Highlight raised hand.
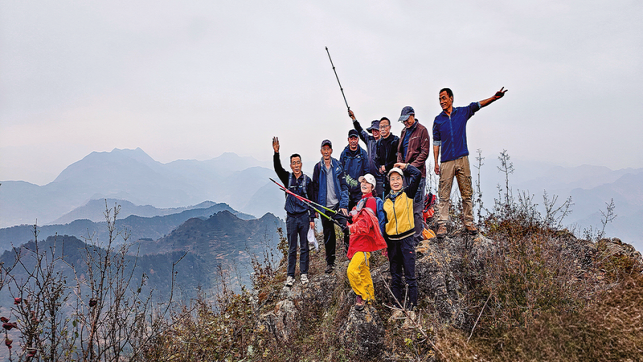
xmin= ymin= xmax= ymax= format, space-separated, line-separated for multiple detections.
xmin=272 ymin=137 xmax=280 ymax=153
xmin=494 ymin=87 xmax=508 ymax=99
xmin=348 ymin=109 xmax=356 ymax=121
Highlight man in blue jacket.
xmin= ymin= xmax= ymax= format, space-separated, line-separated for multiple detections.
xmin=273 ymin=137 xmax=316 ymax=287
xmin=340 ymin=129 xmax=369 ymax=251
xmin=348 ymin=110 xmax=384 ymax=197
xmin=432 ymin=87 xmax=508 ymax=238
xmin=313 ymin=139 xmax=349 ymax=274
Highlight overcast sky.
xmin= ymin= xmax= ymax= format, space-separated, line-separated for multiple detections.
xmin=1 ymin=0 xmax=642 ymax=185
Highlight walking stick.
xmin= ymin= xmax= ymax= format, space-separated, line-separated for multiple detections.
xmin=325 ymin=46 xmax=350 ymax=111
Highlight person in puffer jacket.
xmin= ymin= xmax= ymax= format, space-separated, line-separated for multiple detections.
xmin=346 ymin=174 xmax=387 ymax=311
xmin=382 ymin=163 xmax=421 ymax=310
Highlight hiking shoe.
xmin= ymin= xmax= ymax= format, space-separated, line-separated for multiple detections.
xmin=325 ymin=265 xmax=334 ymax=274
xmin=284 ymin=276 xmax=295 ymax=287
xmin=300 ymin=274 xmax=309 ymax=285
xmin=355 ymin=295 xmax=365 ymax=311
xmin=436 ymin=224 xmax=447 ymax=239
xmin=465 ymin=224 xmax=478 ymax=235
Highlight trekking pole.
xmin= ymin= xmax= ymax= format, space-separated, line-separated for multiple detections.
xmin=269 ymin=178 xmax=347 ymax=230
xmin=325 ymin=46 xmax=350 ymax=111
xmin=269 ymin=178 xmax=337 ymax=214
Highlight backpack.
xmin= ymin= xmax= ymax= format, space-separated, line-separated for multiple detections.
xmin=287 ymin=173 xmax=309 ymax=200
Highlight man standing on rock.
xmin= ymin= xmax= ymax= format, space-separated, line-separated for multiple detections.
xmin=432 ymin=87 xmax=508 ymax=239
xmin=340 ymin=130 xmax=369 ymax=251
xmin=313 ymin=139 xmax=349 ymax=274
xmin=273 ymin=137 xmax=315 ymax=287
xmin=348 ymin=110 xmax=384 ymax=197
xmin=397 ymin=106 xmax=431 ymax=246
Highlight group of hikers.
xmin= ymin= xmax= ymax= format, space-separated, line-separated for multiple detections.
xmin=273 ymin=87 xmax=507 ymax=313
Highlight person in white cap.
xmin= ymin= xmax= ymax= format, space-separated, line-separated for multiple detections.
xmin=382 ymin=163 xmax=422 ymax=312
xmin=346 ymin=174 xmax=387 ymax=310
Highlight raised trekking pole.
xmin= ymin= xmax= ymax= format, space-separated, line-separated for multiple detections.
xmin=325 ymin=46 xmax=350 ymax=111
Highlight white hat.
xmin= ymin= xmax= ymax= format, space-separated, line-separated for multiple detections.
xmin=387 ymin=167 xmax=404 ymax=178
xmin=358 ymin=174 xmax=376 ymax=188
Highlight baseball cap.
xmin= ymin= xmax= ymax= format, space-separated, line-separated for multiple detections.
xmin=388 ymin=167 xmax=404 ymax=178
xmin=398 ymin=106 xmax=415 ymax=122
xmin=321 ymin=139 xmax=332 ymax=148
xmin=348 ymin=129 xmax=359 ymax=138
xmin=358 ymin=174 xmax=376 ymax=188
xmin=366 ymin=120 xmax=380 ymax=133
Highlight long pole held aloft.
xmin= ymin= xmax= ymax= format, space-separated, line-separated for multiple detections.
xmin=325 ymin=46 xmax=350 ymax=111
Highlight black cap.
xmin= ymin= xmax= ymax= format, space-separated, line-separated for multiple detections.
xmin=398 ymin=106 xmax=415 ymax=122
xmin=348 ymin=129 xmax=359 ymax=138
xmin=366 ymin=120 xmax=380 ymax=132
xmin=321 ymin=139 xmax=332 ymax=148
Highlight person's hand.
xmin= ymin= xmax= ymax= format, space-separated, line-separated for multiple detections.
xmin=434 ymin=164 xmax=440 ymax=175
xmin=348 ymin=109 xmax=356 ymax=121
xmin=340 ymin=208 xmax=348 ymax=216
xmin=494 ymin=87 xmax=507 ymax=99
xmin=310 ymin=221 xmax=315 ymax=230
xmin=272 ymin=137 xmax=280 ymax=153
xmin=394 ymin=162 xmax=407 ymax=170
xmin=380 ymin=165 xmax=386 ymax=174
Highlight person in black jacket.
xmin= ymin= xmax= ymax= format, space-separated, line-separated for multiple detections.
xmin=375 ymin=117 xmax=400 ymax=197
xmin=272 ymin=137 xmax=315 ymax=287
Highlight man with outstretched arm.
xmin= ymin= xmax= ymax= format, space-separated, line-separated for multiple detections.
xmin=312 ymin=139 xmax=349 ymax=274
xmin=272 ymin=137 xmax=315 ymax=287
xmin=348 ymin=110 xmax=384 ymax=197
xmin=397 ymin=106 xmax=431 ymax=246
xmin=432 ymin=87 xmax=508 ymax=239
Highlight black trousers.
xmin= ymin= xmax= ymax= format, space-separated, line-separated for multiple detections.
xmin=321 ymin=205 xmax=339 ymax=267
xmin=387 ymin=234 xmax=417 ymax=309
xmin=286 ymin=212 xmax=309 ymax=277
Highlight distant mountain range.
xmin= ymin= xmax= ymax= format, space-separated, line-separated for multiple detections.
xmin=0 ymin=148 xmax=285 ymax=228
xmin=0 ymin=211 xmax=285 ymax=305
xmin=0 ymin=201 xmax=254 ymax=252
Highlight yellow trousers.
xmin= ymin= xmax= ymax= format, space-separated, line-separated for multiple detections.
xmin=347 ymin=252 xmax=374 ymax=301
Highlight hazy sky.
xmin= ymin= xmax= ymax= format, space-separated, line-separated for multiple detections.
xmin=1 ymin=0 xmax=642 ymax=185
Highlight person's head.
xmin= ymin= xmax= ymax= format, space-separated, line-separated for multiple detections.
xmin=388 ymin=167 xmax=404 ymax=192
xmin=379 ymin=117 xmax=391 ymax=138
xmin=348 ymin=129 xmax=359 ymax=150
xmin=320 ymin=140 xmax=333 ymax=161
xmin=398 ymin=106 xmax=416 ymax=129
xmin=439 ymin=88 xmax=454 ymax=112
xmin=367 ymin=120 xmax=381 ymax=140
xmin=290 ymin=154 xmax=302 ymax=176
xmin=358 ymin=174 xmax=376 ymax=195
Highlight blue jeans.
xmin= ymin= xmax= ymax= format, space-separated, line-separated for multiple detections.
xmin=286 ymin=212 xmax=310 ymax=277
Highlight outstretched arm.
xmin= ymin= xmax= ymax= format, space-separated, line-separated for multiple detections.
xmin=480 ymin=87 xmax=508 ymax=108
xmin=349 ymin=109 xmax=368 ymax=144
xmin=272 ymin=137 xmax=289 ymax=185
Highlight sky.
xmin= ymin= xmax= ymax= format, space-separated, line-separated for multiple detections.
xmin=1 ymin=0 xmax=642 ymax=185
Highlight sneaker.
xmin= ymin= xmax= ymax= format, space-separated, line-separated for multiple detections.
xmin=465 ymin=224 xmax=478 ymax=235
xmin=355 ymin=295 xmax=365 ymax=311
xmin=436 ymin=224 xmax=447 ymax=239
xmin=325 ymin=265 xmax=334 ymax=274
xmin=284 ymin=276 xmax=295 ymax=287
xmin=300 ymin=274 xmax=309 ymax=285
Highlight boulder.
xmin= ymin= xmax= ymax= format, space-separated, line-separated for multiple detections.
xmin=338 ymin=305 xmax=385 ymax=360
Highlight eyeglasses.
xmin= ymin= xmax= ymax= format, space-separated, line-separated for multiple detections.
xmin=380 ymin=124 xmax=390 ymax=129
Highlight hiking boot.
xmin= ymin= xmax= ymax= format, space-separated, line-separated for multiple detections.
xmin=465 ymin=224 xmax=478 ymax=235
xmin=436 ymin=224 xmax=447 ymax=239
xmin=284 ymin=276 xmax=295 ymax=287
xmin=300 ymin=274 xmax=309 ymax=285
xmin=355 ymin=295 xmax=365 ymax=311
xmin=325 ymin=265 xmax=334 ymax=274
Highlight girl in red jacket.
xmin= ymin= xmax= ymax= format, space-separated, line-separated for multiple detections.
xmin=346 ymin=174 xmax=387 ymax=310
